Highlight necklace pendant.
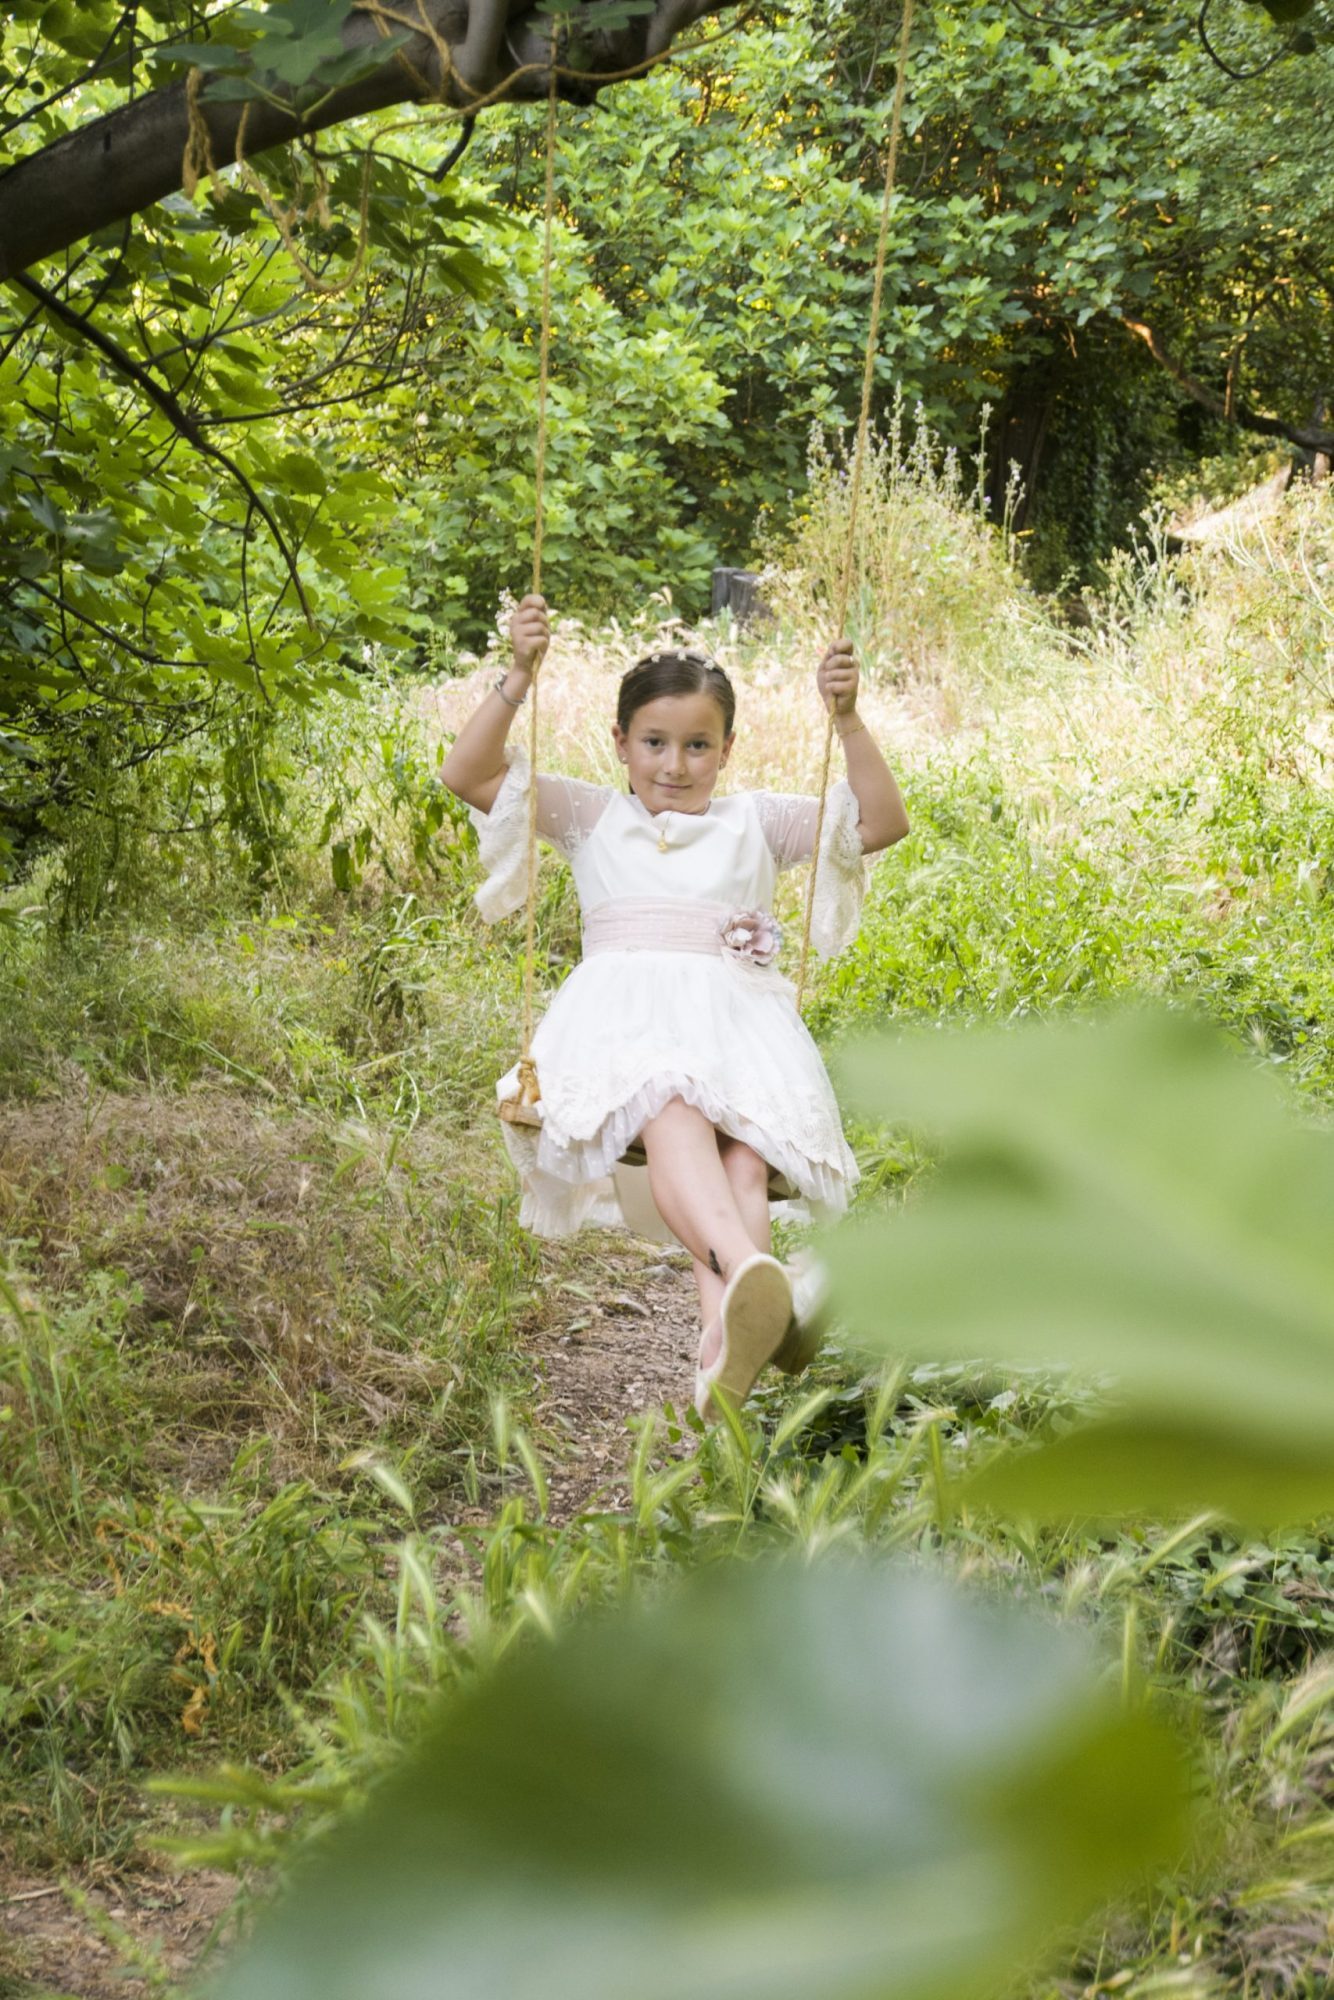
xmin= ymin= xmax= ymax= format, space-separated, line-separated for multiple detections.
xmin=657 ymin=834 xmax=669 ymax=853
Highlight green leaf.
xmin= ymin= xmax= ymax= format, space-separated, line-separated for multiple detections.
xmin=152 ymin=41 xmax=249 ymax=72
xmin=277 ymin=451 xmax=328 ymax=497
xmin=968 ymin=1415 xmax=1334 ymax=1527
xmin=216 ymin=1560 xmax=1191 ymax=2000
xmin=832 ymin=1011 xmax=1334 ymax=1524
xmin=537 ymin=0 xmax=656 ymax=23
xmin=330 ymin=841 xmax=354 ymax=893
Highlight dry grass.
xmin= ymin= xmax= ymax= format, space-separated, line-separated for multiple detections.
xmin=420 ymin=480 xmax=1334 ymax=916
xmin=0 ymin=1089 xmax=535 ymax=1484
xmin=418 ymin=478 xmax=1334 ymax=928
xmin=422 ymin=603 xmax=947 ymax=797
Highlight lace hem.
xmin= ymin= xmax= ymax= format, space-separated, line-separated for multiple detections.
xmin=809 ymin=780 xmax=866 ymax=961
xmin=498 ymin=1067 xmax=855 ymax=1218
xmin=517 ymin=1169 xmax=626 ymax=1240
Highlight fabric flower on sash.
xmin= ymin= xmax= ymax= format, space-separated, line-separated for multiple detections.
xmin=718 ymin=908 xmax=782 ymax=967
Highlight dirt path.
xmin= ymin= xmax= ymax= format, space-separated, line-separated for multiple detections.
xmin=1 ymin=1247 xmax=702 ymax=2000
xmin=525 ymin=1244 xmax=700 ymax=1520
xmin=0 ymin=1866 xmax=236 ymax=1999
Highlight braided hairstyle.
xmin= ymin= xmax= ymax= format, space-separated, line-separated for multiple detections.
xmin=616 ymin=649 xmax=736 ymax=736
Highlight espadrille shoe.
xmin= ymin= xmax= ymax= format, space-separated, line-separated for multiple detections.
xmin=772 ymin=1252 xmax=830 ymax=1377
xmin=695 ymin=1253 xmax=792 ymax=1420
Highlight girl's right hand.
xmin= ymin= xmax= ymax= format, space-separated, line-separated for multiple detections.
xmin=509 ymin=594 xmax=550 ymax=677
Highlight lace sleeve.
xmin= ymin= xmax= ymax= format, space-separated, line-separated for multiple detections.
xmin=753 ymin=790 xmax=821 ymax=871
xmin=754 ymin=785 xmax=868 ymax=961
xmin=468 ymin=748 xmax=611 ymax=923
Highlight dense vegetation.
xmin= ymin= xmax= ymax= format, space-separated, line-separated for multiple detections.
xmin=4 ymin=432 xmax=1334 ymax=1994
xmin=3 ymin=1 xmax=1334 ymax=1995
xmin=4 ymin=0 xmax=1334 ymax=896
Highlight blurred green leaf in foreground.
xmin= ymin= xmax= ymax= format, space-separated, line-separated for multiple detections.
xmin=216 ymin=1561 xmax=1190 ymax=2000
xmin=834 ymin=1009 xmax=1334 ymax=1526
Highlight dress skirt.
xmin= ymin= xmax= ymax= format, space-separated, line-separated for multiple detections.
xmin=497 ymin=946 xmax=858 ymax=1241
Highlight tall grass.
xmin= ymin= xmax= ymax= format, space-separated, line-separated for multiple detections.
xmin=166 ymin=1374 xmax=1334 ymax=1999
xmin=763 ymin=401 xmax=1036 ymax=691
xmin=2 ymin=422 xmax=1333 ymax=1999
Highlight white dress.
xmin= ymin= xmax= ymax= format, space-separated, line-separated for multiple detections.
xmin=472 ymin=751 xmax=867 ymax=1240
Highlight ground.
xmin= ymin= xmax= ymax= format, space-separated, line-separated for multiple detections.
xmin=0 ymin=1241 xmax=702 ymax=1998
xmin=528 ymin=1245 xmax=699 ymax=1521
xmin=0 ymin=1866 xmax=236 ymax=2000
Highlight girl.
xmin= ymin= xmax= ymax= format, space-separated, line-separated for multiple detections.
xmin=442 ymin=597 xmax=909 ymax=1419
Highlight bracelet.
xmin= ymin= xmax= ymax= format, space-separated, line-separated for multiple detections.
xmin=493 ymin=673 xmax=527 ymax=709
xmin=835 ymin=719 xmax=867 ymax=740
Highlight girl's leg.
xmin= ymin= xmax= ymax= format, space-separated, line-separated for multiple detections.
xmin=691 ymin=1255 xmax=725 ymax=1366
xmin=718 ymin=1135 xmax=772 ymax=1256
xmin=639 ymin=1104 xmax=774 ymax=1369
xmin=639 ymin=1098 xmax=756 ymax=1281
xmin=695 ymin=1140 xmax=774 ymax=1367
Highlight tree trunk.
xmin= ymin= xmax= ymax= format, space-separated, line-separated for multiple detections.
xmin=0 ymin=0 xmax=737 ymax=279
xmin=992 ymin=363 xmax=1054 ymax=531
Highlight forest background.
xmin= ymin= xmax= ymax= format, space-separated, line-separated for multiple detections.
xmin=3 ymin=2 xmax=1334 ymax=1997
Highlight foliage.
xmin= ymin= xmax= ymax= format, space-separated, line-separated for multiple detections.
xmin=472 ymin=0 xmax=1334 ymax=578
xmin=213 ymin=1559 xmax=1192 ymax=2000
xmin=0 ymin=174 xmax=488 ymax=867
xmin=834 ymin=1008 xmax=1334 ymax=1525
xmin=387 ymin=213 xmax=729 ymax=645
xmin=152 ymin=0 xmax=414 ymax=112
xmin=6 ymin=0 xmax=1334 ymax=889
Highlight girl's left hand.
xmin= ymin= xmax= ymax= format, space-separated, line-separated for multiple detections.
xmin=817 ymin=638 xmax=859 ymax=715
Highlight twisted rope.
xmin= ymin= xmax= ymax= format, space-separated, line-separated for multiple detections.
xmin=513 ymin=65 xmax=559 ymax=1111
xmin=795 ymin=0 xmax=915 ymax=1010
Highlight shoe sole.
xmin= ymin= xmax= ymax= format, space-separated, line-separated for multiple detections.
xmin=711 ymin=1256 xmax=793 ymax=1411
xmin=773 ymin=1314 xmax=821 ymax=1377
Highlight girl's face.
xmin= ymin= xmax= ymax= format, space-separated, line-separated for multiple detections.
xmin=612 ymin=692 xmax=734 ymax=815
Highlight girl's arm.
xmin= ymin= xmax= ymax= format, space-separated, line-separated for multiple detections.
xmin=440 ymin=595 xmax=550 ymax=813
xmin=816 ymin=639 xmax=909 ymax=855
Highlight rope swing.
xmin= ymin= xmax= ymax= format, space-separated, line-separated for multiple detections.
xmin=501 ymin=0 xmax=918 ymax=1129
xmin=498 ymin=61 xmax=559 ymax=1132
xmin=795 ymin=0 xmax=916 ymax=1011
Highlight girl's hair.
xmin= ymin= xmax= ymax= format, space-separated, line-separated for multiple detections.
xmin=617 ymin=649 xmax=736 ymax=736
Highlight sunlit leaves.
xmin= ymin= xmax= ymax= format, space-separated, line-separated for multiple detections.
xmin=154 ymin=1 xmax=412 ymax=113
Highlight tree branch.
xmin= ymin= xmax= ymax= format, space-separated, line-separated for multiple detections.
xmin=0 ymin=0 xmax=745 ymax=276
xmin=1123 ymin=317 xmax=1334 ymax=456
xmin=431 ymin=114 xmax=476 ymax=179
xmin=10 ymin=268 xmax=315 ymax=637
xmin=13 ymin=575 xmax=209 ymax=682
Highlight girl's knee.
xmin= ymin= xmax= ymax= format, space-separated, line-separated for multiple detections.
xmin=720 ymin=1137 xmax=769 ymax=1194
xmin=640 ymin=1095 xmax=709 ymax=1155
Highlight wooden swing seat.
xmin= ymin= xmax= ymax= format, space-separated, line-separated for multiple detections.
xmin=498 ymin=1093 xmax=648 ymax=1168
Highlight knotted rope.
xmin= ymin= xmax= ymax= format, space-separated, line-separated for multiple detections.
xmin=795 ymin=0 xmax=915 ymax=1010
xmin=510 ymin=64 xmax=559 ymax=1115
